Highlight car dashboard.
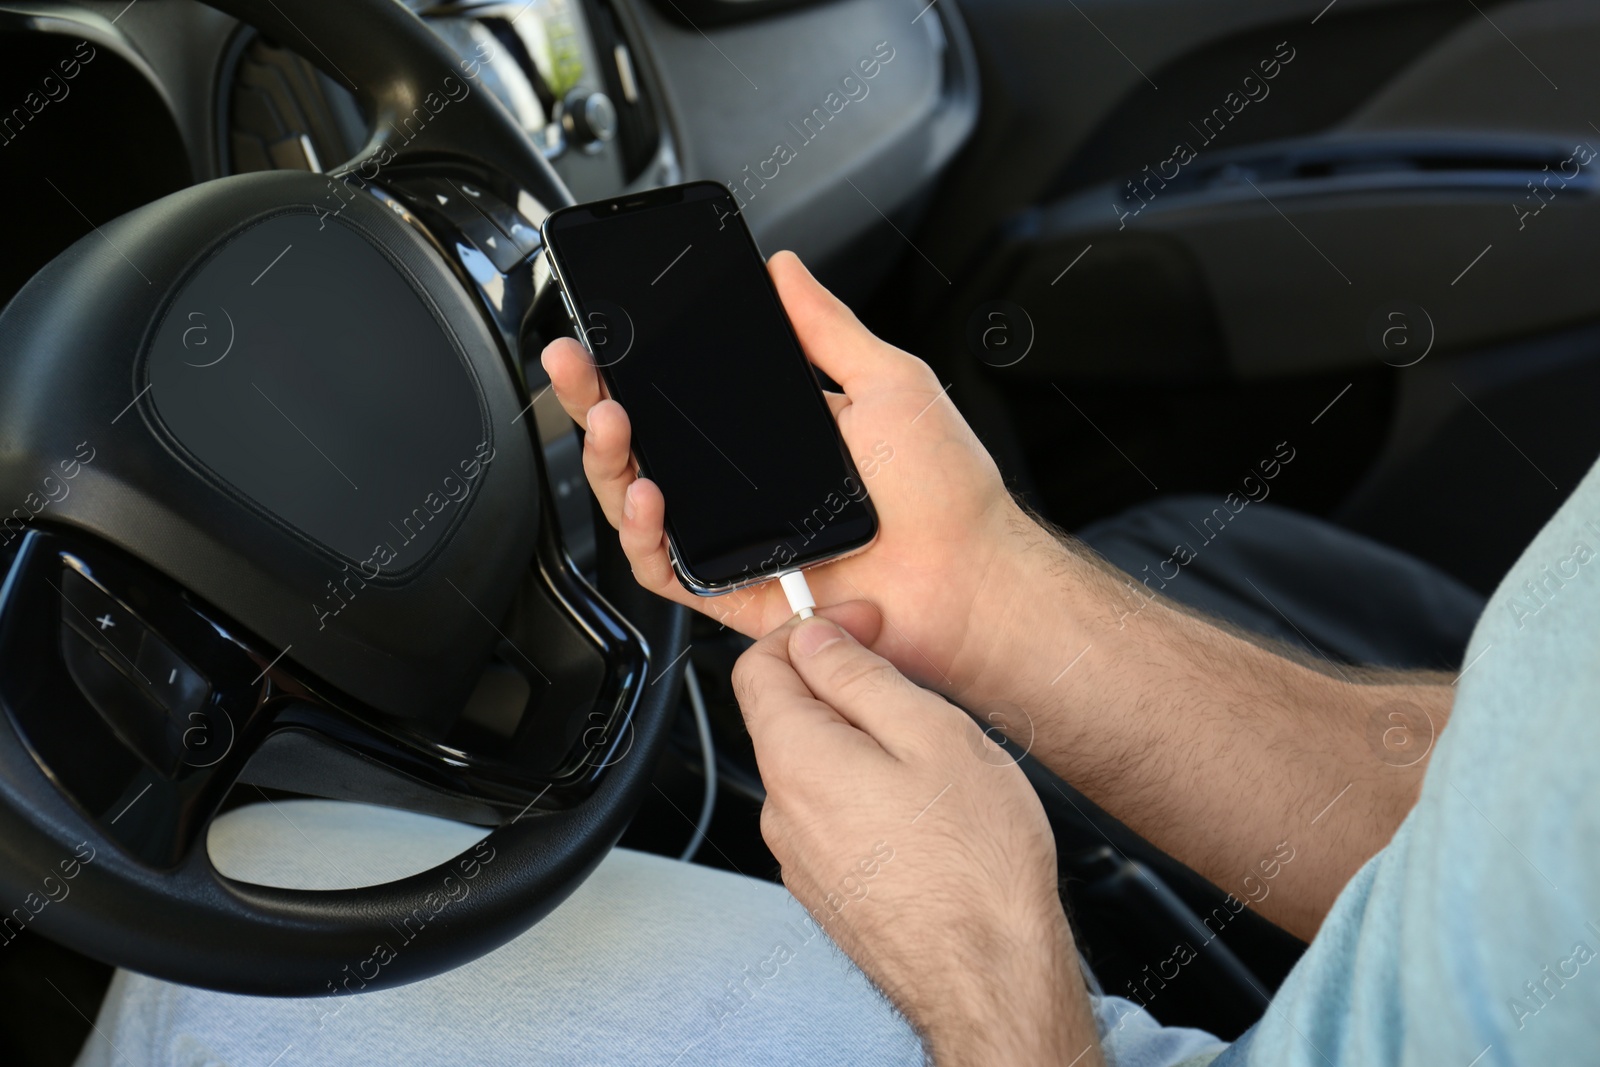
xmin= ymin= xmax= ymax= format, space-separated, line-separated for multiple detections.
xmin=222 ymin=0 xmax=677 ymax=200
xmin=0 ymin=0 xmax=977 ymax=307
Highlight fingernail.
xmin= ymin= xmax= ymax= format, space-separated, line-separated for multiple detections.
xmin=623 ymin=482 xmax=637 ymax=520
xmin=792 ymin=618 xmax=844 ymax=658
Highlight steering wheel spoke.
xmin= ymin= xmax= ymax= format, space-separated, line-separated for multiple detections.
xmin=236 ymin=519 xmax=656 ymax=829
xmin=0 ymin=500 xmax=656 ymax=838
xmin=0 ymin=527 xmax=289 ymax=867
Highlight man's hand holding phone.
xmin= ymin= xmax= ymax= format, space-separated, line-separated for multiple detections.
xmin=541 ymin=250 xmax=1042 ymax=702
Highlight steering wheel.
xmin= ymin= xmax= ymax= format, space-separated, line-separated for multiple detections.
xmin=0 ymin=0 xmax=689 ymax=995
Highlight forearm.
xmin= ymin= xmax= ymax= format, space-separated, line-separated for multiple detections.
xmin=958 ymin=508 xmax=1451 ymax=939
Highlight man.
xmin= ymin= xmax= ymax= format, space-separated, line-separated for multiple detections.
xmin=82 ymin=253 xmax=1598 ymax=1065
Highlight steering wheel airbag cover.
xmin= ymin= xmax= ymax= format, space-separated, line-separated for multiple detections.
xmin=0 ymin=170 xmax=536 ymax=720
xmin=147 ymin=211 xmax=487 ymax=570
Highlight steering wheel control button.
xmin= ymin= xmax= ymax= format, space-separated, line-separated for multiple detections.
xmin=134 ymin=631 xmax=212 ymax=722
xmin=53 ymin=558 xmax=212 ymax=773
xmin=400 ymin=178 xmax=535 ymax=272
xmin=494 ymin=202 xmax=543 ymax=257
xmin=59 ymin=625 xmax=181 ymax=777
xmin=59 ymin=567 xmax=144 ymax=665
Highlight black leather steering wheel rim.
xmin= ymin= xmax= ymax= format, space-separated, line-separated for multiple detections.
xmin=0 ymin=0 xmax=690 ymax=995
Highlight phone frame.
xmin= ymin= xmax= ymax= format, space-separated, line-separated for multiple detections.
xmin=539 ymin=180 xmax=879 ymax=596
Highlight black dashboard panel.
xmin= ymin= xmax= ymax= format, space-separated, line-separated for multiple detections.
xmin=623 ymin=0 xmax=977 ymax=270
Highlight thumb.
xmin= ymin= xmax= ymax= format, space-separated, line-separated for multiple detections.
xmin=786 ymin=617 xmax=927 ymax=745
xmin=769 ymin=251 xmax=906 ymax=394
xmin=732 ymin=619 xmax=845 ymax=750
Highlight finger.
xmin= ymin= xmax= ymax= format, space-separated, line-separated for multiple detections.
xmin=617 ymin=479 xmax=677 ymax=592
xmin=768 ymin=251 xmax=911 ymax=394
xmin=615 ymin=479 xmax=778 ymax=631
xmin=541 ymin=337 xmax=603 ymax=430
xmin=733 ymin=623 xmax=880 ymax=757
xmin=581 ymin=400 xmax=636 ymax=528
xmin=786 ymin=617 xmax=949 ymax=749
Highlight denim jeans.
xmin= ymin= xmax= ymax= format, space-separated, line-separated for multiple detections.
xmin=76 ymin=799 xmax=1225 ymax=1067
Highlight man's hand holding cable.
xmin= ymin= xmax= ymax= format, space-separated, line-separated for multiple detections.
xmin=732 ymin=614 xmax=1101 ymax=1067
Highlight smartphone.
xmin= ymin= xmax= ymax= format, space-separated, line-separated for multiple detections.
xmin=540 ymin=181 xmax=879 ymax=594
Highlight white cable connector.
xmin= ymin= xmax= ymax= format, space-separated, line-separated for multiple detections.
xmin=778 ymin=570 xmax=816 ymax=620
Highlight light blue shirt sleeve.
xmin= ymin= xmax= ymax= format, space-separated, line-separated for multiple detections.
xmin=1217 ymin=458 xmax=1600 ymax=1066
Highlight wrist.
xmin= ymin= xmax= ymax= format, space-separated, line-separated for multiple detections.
xmin=916 ymin=907 xmax=1094 ymax=1067
xmin=955 ymin=505 xmax=1112 ymax=714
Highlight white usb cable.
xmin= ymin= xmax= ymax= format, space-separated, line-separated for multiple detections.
xmin=681 ymin=571 xmax=810 ymax=864
xmin=778 ymin=570 xmax=816 ymax=619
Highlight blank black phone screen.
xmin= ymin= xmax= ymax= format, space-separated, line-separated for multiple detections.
xmin=543 ymin=182 xmax=877 ymax=590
